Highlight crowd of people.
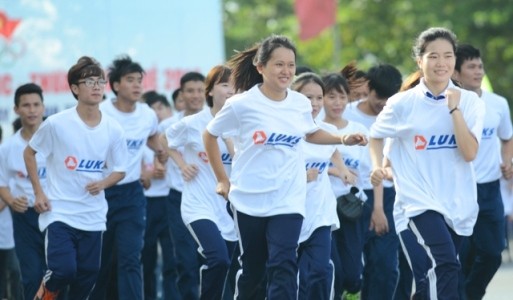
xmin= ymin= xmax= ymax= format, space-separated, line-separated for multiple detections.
xmin=0 ymin=26 xmax=512 ymax=300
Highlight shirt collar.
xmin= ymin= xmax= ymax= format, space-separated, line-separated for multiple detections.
xmin=418 ymin=78 xmax=455 ymax=102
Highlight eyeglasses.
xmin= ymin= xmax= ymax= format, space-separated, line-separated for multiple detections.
xmin=77 ymin=78 xmax=107 ymax=88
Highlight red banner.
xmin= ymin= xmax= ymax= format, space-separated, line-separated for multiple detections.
xmin=295 ymin=0 xmax=336 ymax=40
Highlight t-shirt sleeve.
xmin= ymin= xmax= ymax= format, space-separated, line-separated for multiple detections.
xmin=0 ymin=145 xmax=9 ymax=187
xmin=301 ymin=102 xmax=319 ymax=135
xmin=370 ymin=99 xmax=399 ymax=138
xmin=109 ymin=125 xmax=128 ymax=173
xmin=206 ymin=100 xmax=239 ymax=137
xmin=464 ymin=93 xmax=485 ymax=143
xmin=166 ymin=119 xmax=188 ymax=149
xmin=28 ymin=119 xmax=54 ymax=157
xmin=497 ymin=96 xmax=513 ymax=140
xmin=148 ymin=108 xmax=159 ymax=137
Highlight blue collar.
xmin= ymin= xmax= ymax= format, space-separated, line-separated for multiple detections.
xmin=425 ymin=91 xmax=445 ymax=101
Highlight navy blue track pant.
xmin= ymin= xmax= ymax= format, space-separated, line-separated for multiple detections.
xmin=188 ymin=219 xmax=236 ymax=300
xmin=331 ymin=205 xmax=366 ymax=296
xmin=12 ymin=207 xmax=45 ymax=299
xmin=406 ymin=210 xmax=463 ymax=300
xmin=362 ymin=187 xmax=400 ymax=300
xmin=460 ymin=180 xmax=505 ymax=300
xmin=91 ymin=180 xmax=146 ymax=300
xmin=298 ymin=226 xmax=333 ymax=300
xmin=44 ymin=221 xmax=102 ymax=300
xmin=234 ymin=210 xmax=303 ymax=300
xmin=142 ymin=195 xmax=180 ymax=300
xmin=167 ymin=188 xmax=200 ymax=300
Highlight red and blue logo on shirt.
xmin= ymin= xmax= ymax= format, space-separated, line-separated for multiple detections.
xmin=64 ymin=156 xmax=104 ymax=173
xmin=252 ymin=130 xmax=302 ymax=147
xmin=414 ymin=134 xmax=457 ymax=150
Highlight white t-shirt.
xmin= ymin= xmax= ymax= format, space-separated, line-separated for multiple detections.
xmin=0 ymin=130 xmax=47 ymax=207
xmin=167 ymin=108 xmax=237 ymax=241
xmin=142 ymin=145 xmax=172 ymax=197
xmin=29 ymin=106 xmax=128 ymax=231
xmin=100 ymin=99 xmax=158 ymax=184
xmin=344 ymin=100 xmax=394 ymax=189
xmin=159 ymin=113 xmax=185 ymax=192
xmin=206 ymin=85 xmax=319 ymax=217
xmin=0 ymin=206 xmax=13 ymax=249
xmin=473 ymin=91 xmax=513 ymax=183
xmin=343 ymin=100 xmax=377 ymax=129
xmin=328 ymin=120 xmax=371 ymax=197
xmin=370 ymin=79 xmax=485 ymax=236
xmin=299 ymin=121 xmax=340 ymax=243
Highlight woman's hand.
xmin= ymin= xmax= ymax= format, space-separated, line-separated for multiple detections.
xmin=342 ymin=133 xmax=368 ymax=146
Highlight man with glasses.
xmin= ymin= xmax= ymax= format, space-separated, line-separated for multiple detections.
xmin=90 ymin=55 xmax=167 ymax=300
xmin=25 ymin=56 xmax=128 ymax=300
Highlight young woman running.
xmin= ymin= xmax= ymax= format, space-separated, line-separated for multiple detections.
xmin=291 ymin=72 xmax=355 ymax=300
xmin=166 ymin=65 xmax=237 ymax=300
xmin=321 ymin=72 xmax=370 ymax=298
xmin=369 ymin=27 xmax=485 ymax=299
xmin=203 ymin=35 xmax=367 ymax=300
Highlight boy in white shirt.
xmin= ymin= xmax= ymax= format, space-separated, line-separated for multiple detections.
xmin=90 ymin=56 xmax=167 ymax=300
xmin=453 ymin=44 xmax=513 ymax=300
xmin=343 ymin=64 xmax=403 ymax=299
xmin=0 ymin=83 xmax=46 ymax=300
xmin=25 ymin=56 xmax=127 ymax=300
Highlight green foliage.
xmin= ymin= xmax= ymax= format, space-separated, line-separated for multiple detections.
xmin=223 ymin=0 xmax=513 ymax=100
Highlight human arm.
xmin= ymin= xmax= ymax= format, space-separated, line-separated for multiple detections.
xmin=0 ymin=187 xmax=29 ymax=213
xmin=328 ymin=149 xmax=356 ymax=185
xmin=85 ymin=171 xmax=125 ymax=196
xmin=446 ymin=88 xmax=479 ymax=162
xmin=147 ymin=133 xmax=168 ymax=164
xmin=500 ymin=138 xmax=513 ymax=179
xmin=140 ymin=160 xmax=152 ymax=190
xmin=203 ymin=130 xmax=230 ymax=200
xmin=305 ymin=129 xmax=367 ymax=146
xmin=0 ymin=150 xmax=29 ymax=212
xmin=370 ymin=157 xmax=393 ymax=186
xmin=161 ymin=129 xmax=198 ymax=181
xmin=222 ymin=137 xmax=235 ymax=158
xmin=23 ymin=146 xmax=50 ymax=213
xmin=368 ymin=137 xmax=388 ymax=235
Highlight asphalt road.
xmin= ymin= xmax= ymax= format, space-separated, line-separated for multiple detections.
xmin=483 ymin=252 xmax=513 ymax=300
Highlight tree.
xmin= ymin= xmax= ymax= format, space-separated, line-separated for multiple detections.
xmin=223 ymin=0 xmax=513 ymax=100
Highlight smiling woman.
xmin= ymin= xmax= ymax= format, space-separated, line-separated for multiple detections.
xmin=368 ymin=27 xmax=486 ymax=300
xmin=202 ymin=35 xmax=367 ymax=299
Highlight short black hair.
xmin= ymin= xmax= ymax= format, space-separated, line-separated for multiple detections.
xmin=367 ymin=64 xmax=402 ymax=99
xmin=322 ymin=73 xmax=350 ymax=95
xmin=180 ymin=72 xmax=205 ymax=88
xmin=295 ymin=66 xmax=313 ymax=76
xmin=455 ymin=44 xmax=481 ymax=72
xmin=67 ymin=56 xmax=105 ymax=100
xmin=171 ymin=88 xmax=181 ymax=104
xmin=108 ymin=55 xmax=145 ymax=95
xmin=12 ymin=117 xmax=22 ymax=132
xmin=142 ymin=91 xmax=170 ymax=108
xmin=14 ymin=83 xmax=44 ymax=107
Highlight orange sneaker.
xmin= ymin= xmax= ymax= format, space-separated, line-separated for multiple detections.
xmin=34 ymin=281 xmax=59 ymax=300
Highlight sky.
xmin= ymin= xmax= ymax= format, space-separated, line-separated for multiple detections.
xmin=0 ymin=0 xmax=224 ymax=136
